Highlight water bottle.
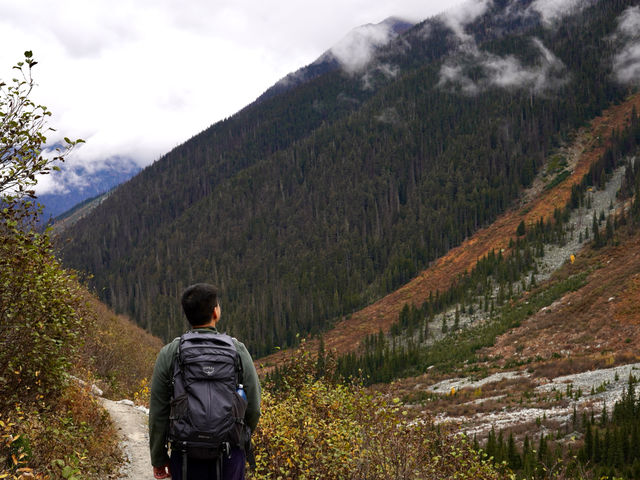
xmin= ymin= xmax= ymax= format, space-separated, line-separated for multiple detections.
xmin=236 ymin=384 xmax=247 ymax=403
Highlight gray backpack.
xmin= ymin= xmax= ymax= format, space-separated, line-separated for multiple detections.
xmin=168 ymin=331 xmax=248 ymax=476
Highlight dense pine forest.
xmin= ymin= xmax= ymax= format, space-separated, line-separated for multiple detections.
xmin=58 ymin=0 xmax=638 ymax=357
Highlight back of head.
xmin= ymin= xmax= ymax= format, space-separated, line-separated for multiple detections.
xmin=181 ymin=283 xmax=218 ymax=327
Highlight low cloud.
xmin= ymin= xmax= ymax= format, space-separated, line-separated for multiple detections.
xmin=434 ymin=0 xmax=566 ymax=95
xmin=438 ymin=63 xmax=479 ymax=95
xmin=612 ymin=6 xmax=640 ymax=86
xmin=438 ymin=37 xmax=568 ymax=95
xmin=2 ymin=0 xmax=467 ymax=198
xmin=36 ymin=154 xmax=139 ymax=195
xmin=361 ymin=62 xmax=400 ymax=90
xmin=439 ymin=0 xmax=492 ymax=43
xmin=528 ymin=0 xmax=595 ymax=27
xmin=329 ymin=21 xmax=396 ymax=74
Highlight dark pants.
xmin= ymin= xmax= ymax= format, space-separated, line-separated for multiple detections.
xmin=169 ymin=448 xmax=246 ymax=480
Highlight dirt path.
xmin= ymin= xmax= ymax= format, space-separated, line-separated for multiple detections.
xmin=101 ymin=398 xmax=153 ymax=479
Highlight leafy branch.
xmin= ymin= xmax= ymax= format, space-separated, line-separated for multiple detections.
xmin=0 ymin=51 xmax=83 ymax=203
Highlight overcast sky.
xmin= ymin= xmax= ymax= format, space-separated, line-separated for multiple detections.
xmin=0 ymin=0 xmax=470 ymax=194
xmin=3 ymin=0 xmax=635 ymax=196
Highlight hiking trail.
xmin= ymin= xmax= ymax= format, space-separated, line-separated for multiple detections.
xmin=101 ymin=397 xmax=152 ymax=479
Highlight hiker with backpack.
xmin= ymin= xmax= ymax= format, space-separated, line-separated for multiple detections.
xmin=149 ymin=283 xmax=261 ymax=479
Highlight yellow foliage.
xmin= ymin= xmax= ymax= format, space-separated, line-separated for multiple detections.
xmin=0 ymin=384 xmax=121 ymax=480
xmin=250 ymin=346 xmax=507 ymax=480
xmin=133 ymin=378 xmax=151 ymax=407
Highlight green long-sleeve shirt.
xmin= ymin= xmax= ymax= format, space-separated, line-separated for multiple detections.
xmin=148 ymin=327 xmax=261 ymax=467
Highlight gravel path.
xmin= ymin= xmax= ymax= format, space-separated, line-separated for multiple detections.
xmin=101 ymin=398 xmax=153 ymax=480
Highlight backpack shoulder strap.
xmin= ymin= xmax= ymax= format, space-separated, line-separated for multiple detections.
xmin=220 ymin=333 xmax=244 ymax=386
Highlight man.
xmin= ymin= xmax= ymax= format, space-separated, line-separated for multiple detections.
xmin=149 ymin=283 xmax=261 ymax=479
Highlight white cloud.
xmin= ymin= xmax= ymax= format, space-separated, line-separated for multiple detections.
xmin=0 ymin=0 xmax=467 ymax=195
xmin=439 ymin=0 xmax=492 ymax=43
xmin=616 ymin=5 xmax=640 ymax=37
xmin=438 ymin=63 xmax=479 ymax=94
xmin=487 ymin=38 xmax=567 ymax=92
xmin=35 ymin=155 xmax=139 ymax=196
xmin=613 ymin=44 xmax=640 ymax=86
xmin=612 ymin=6 xmax=640 ymax=86
xmin=528 ymin=0 xmax=595 ymax=27
xmin=438 ymin=38 xmax=568 ymax=95
xmin=329 ymin=22 xmax=397 ymax=73
xmin=361 ymin=62 xmax=400 ymax=90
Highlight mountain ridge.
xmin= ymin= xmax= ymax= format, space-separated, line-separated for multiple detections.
xmin=254 ymin=16 xmax=415 ymax=105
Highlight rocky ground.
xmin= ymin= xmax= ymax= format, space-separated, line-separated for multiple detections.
xmin=426 ymin=362 xmax=640 ymax=437
xmin=535 ymin=164 xmax=628 ymax=283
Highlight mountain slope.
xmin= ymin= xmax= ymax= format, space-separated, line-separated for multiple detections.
xmin=58 ymin=0 xmax=637 ymax=357
xmin=259 ymin=91 xmax=640 ymax=368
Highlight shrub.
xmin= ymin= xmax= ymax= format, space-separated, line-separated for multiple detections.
xmin=0 ymin=51 xmax=83 ymax=412
xmin=0 ymin=384 xmax=121 ymax=479
xmin=0 ymin=224 xmax=83 ymax=411
xmin=251 ymin=344 xmax=508 ymax=480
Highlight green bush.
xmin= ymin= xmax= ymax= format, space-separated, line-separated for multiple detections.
xmin=0 ymin=208 xmax=85 ymax=412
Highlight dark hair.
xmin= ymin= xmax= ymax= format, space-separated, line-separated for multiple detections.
xmin=181 ymin=283 xmax=219 ymax=326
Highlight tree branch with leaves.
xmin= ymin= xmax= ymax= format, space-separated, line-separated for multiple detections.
xmin=0 ymin=50 xmax=83 ymax=206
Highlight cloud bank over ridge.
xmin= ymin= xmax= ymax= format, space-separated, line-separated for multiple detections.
xmin=0 ymin=0 xmax=467 ymax=196
xmin=329 ymin=20 xmax=399 ymax=74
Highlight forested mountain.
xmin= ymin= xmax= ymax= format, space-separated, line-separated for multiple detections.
xmin=57 ymin=0 xmax=639 ymax=357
